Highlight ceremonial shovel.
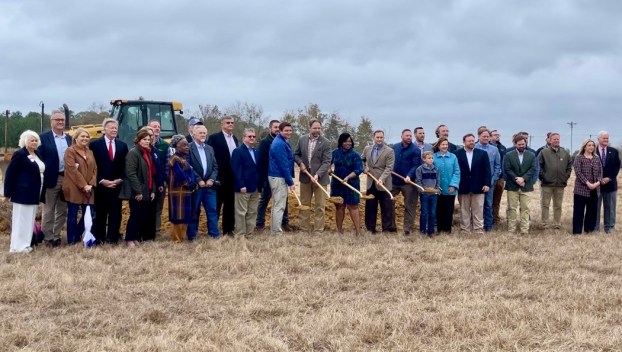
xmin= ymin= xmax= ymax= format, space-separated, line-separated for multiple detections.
xmin=301 ymin=169 xmax=344 ymax=205
xmin=330 ymin=172 xmax=375 ymax=200
xmin=366 ymin=172 xmax=394 ymax=199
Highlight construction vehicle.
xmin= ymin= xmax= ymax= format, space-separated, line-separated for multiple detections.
xmin=66 ymin=99 xmax=184 ymax=145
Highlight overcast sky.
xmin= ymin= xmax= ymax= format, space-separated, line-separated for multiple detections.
xmin=2 ymin=0 xmax=622 ymax=149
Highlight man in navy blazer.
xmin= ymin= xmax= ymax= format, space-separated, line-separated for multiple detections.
xmin=595 ymin=131 xmax=621 ymax=233
xmin=231 ymin=128 xmax=260 ymax=237
xmin=188 ymin=125 xmax=220 ymax=239
xmin=89 ymin=118 xmax=129 ymax=244
xmin=207 ymin=116 xmax=239 ymax=236
xmin=38 ymin=110 xmax=72 ymax=247
xmin=455 ymin=133 xmax=491 ymax=234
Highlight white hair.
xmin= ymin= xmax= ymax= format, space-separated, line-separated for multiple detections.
xmin=18 ymin=130 xmax=41 ymax=148
xmin=102 ymin=117 xmax=118 ymax=130
xmin=244 ymin=128 xmax=255 ymax=137
xmin=597 ymin=131 xmax=609 ymax=138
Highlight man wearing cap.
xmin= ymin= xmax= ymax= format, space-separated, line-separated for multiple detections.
xmin=207 ymin=115 xmax=239 ymax=236
xmin=185 ymin=117 xmax=203 ymax=143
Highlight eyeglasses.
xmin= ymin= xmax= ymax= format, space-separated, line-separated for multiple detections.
xmin=51 ymin=119 xmax=64 ymax=122
xmin=247 ymin=135 xmax=256 ymax=138
xmin=225 ymin=121 xmax=234 ymax=125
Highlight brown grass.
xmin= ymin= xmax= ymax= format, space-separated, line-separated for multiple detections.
xmin=1 ymin=174 xmax=621 ymax=351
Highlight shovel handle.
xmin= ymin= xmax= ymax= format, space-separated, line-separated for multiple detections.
xmin=302 ymin=169 xmax=331 ymax=198
xmin=291 ymin=189 xmax=303 ymax=206
xmin=330 ymin=172 xmax=365 ymax=198
xmin=391 ymin=171 xmax=425 ymax=192
xmin=366 ymin=172 xmax=394 ymax=199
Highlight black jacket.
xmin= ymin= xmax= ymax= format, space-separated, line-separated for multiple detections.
xmin=4 ymin=148 xmax=44 ymax=205
xmin=455 ymin=148 xmax=491 ymax=194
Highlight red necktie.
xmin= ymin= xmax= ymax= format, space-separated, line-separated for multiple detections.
xmin=108 ymin=140 xmax=114 ymax=161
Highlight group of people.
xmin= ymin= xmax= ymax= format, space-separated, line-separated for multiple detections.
xmin=3 ymin=113 xmax=620 ymax=252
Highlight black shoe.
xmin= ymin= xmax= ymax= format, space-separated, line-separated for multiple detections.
xmin=255 ymin=225 xmax=265 ymax=231
xmin=47 ymin=239 xmax=61 ymax=248
xmin=282 ymin=224 xmax=294 ymax=232
xmin=404 ymin=231 xmax=411 ymax=236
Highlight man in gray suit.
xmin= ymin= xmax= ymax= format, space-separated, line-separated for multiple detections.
xmin=187 ymin=125 xmax=220 ymax=240
xmin=295 ymin=119 xmax=332 ymax=233
xmin=362 ymin=130 xmax=396 ymax=233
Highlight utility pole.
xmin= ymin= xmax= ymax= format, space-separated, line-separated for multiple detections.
xmin=4 ymin=110 xmax=9 ymax=153
xmin=567 ymin=121 xmax=578 ymax=154
xmin=39 ymin=101 xmax=44 ymax=133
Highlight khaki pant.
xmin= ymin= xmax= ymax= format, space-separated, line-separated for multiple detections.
xmin=42 ymin=175 xmax=67 ymax=241
xmin=299 ymin=181 xmax=327 ymax=233
xmin=269 ymin=177 xmax=288 ymax=235
xmin=540 ymin=186 xmax=565 ymax=229
xmin=234 ymin=191 xmax=260 ymax=237
xmin=458 ymin=193 xmax=485 ymax=232
xmin=507 ymin=190 xmax=531 ymax=233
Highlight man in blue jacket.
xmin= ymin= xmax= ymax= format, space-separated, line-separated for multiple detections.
xmin=231 ymin=128 xmax=260 ymax=237
xmin=268 ymin=122 xmax=296 ymax=235
xmin=38 ymin=110 xmax=72 ymax=247
xmin=474 ymin=128 xmax=501 ymax=232
xmin=391 ymin=129 xmax=422 ymax=235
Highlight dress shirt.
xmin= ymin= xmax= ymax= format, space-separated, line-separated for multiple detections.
xmin=197 ymin=143 xmax=208 ymax=177
xmin=465 ymin=149 xmax=473 ymax=170
xmin=223 ymin=130 xmax=236 ymax=156
xmin=54 ymin=132 xmax=69 ymax=171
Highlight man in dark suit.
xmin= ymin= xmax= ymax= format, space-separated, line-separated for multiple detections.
xmin=455 ymin=133 xmax=491 ymax=234
xmin=188 ymin=125 xmax=220 ymax=239
xmin=595 ymin=131 xmax=621 ymax=233
xmin=503 ymin=135 xmax=537 ymax=234
xmin=231 ymin=128 xmax=260 ymax=237
xmin=207 ymin=115 xmax=239 ymax=236
xmin=294 ymin=119 xmax=332 ymax=234
xmin=38 ymin=110 xmax=72 ymax=247
xmin=256 ymin=120 xmax=292 ymax=231
xmin=89 ymin=118 xmax=129 ymax=244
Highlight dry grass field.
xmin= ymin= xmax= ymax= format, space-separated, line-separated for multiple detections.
xmin=1 ymin=173 xmax=621 ymax=351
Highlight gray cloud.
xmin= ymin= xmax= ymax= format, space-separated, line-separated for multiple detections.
xmin=2 ymin=0 xmax=622 ymax=148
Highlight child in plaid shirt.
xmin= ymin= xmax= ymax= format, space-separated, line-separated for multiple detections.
xmin=415 ymin=151 xmax=441 ymax=236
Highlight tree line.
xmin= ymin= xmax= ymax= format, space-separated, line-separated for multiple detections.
xmin=1 ymin=102 xmax=374 ymax=153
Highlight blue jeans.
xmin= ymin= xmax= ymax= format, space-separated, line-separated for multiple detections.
xmin=187 ymin=188 xmax=219 ymax=240
xmin=596 ymin=191 xmax=617 ymax=232
xmin=256 ymin=179 xmax=289 ymax=228
xmin=67 ymin=203 xmax=92 ymax=245
xmin=420 ymin=194 xmax=437 ymax=235
xmin=483 ymin=184 xmax=495 ymax=230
